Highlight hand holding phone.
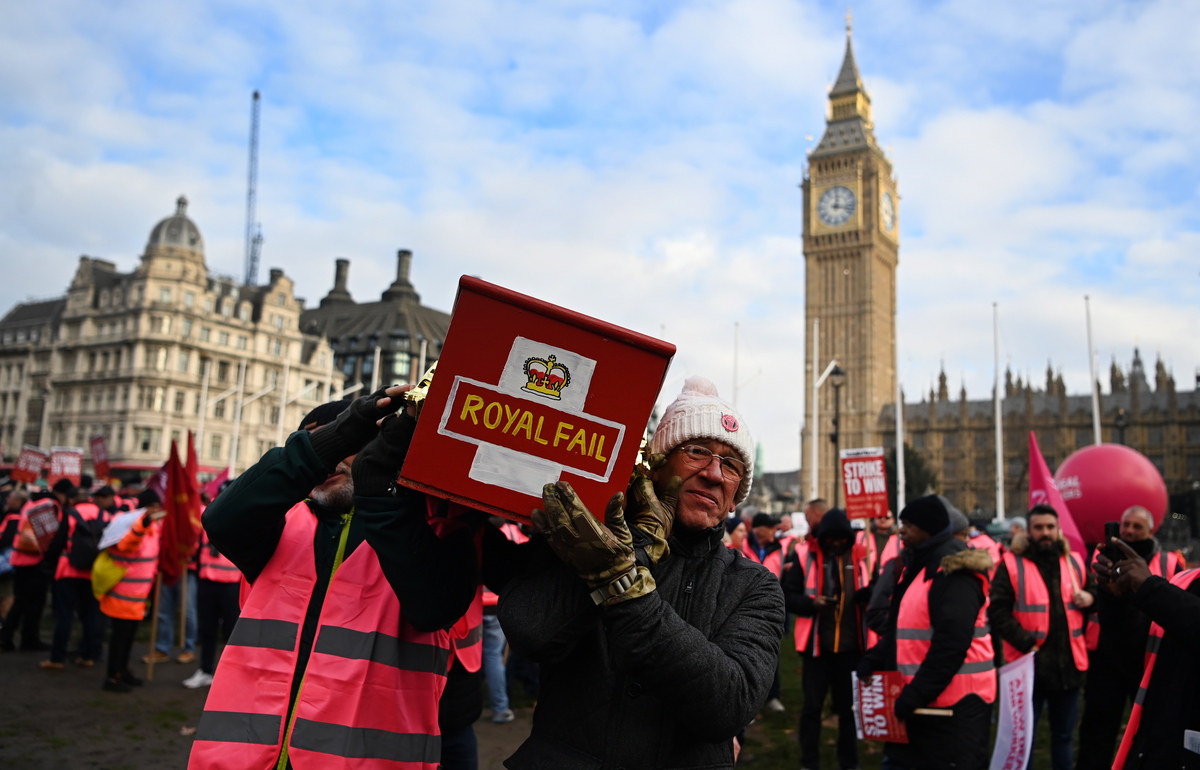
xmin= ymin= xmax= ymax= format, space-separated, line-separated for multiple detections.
xmin=1102 ymin=521 xmax=1121 ymax=562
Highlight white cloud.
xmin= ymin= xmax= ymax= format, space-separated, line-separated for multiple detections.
xmin=1 ymin=0 xmax=1197 ymax=475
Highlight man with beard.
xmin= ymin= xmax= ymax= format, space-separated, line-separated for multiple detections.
xmin=190 ymin=387 xmax=480 ymax=770
xmin=988 ymin=504 xmax=1094 ymax=770
xmin=783 ymin=508 xmax=870 ymax=770
xmin=856 ymin=494 xmax=996 ymax=770
xmin=1075 ymin=505 xmax=1184 ymax=770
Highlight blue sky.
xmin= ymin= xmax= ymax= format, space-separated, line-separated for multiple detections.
xmin=2 ymin=0 xmax=1197 ymax=474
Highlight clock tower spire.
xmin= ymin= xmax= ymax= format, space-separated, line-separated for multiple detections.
xmin=801 ymin=23 xmax=899 ymax=503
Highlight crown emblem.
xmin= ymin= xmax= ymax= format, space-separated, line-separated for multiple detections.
xmin=522 ymin=354 xmax=571 ymax=400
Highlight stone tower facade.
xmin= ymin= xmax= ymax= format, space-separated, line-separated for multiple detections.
xmin=801 ymin=27 xmax=899 ymax=503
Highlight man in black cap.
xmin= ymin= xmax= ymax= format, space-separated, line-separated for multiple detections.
xmin=857 ymin=494 xmax=996 ymax=770
xmin=192 ymin=386 xmax=481 ymax=769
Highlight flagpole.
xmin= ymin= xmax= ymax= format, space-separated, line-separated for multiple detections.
xmin=1085 ymin=295 xmax=1102 ymax=445
xmin=228 ymin=359 xmax=247 ymax=476
xmin=178 ymin=570 xmax=188 ymax=661
xmin=994 ymin=303 xmax=1005 ymax=520
xmin=276 ymin=359 xmax=291 ymax=448
xmin=810 ymin=318 xmax=820 ymax=501
xmin=147 ymin=573 xmax=162 ymax=682
xmin=895 ymin=318 xmax=906 ymax=514
xmin=196 ymin=359 xmax=211 ymax=462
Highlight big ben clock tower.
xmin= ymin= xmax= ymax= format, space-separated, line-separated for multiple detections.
xmin=801 ymin=21 xmax=898 ymax=503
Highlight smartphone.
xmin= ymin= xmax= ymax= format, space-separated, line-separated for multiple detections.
xmin=1102 ymin=521 xmax=1121 ymax=561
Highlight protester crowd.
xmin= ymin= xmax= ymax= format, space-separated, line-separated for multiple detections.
xmin=1 ymin=374 xmax=1198 ymax=770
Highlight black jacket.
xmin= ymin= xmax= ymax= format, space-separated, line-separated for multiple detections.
xmin=1122 ymin=571 xmax=1200 ymax=769
xmin=781 ymin=508 xmax=871 ymax=655
xmin=498 ymin=523 xmax=785 ymax=770
xmin=988 ymin=533 xmax=1093 ymax=691
xmin=861 ymin=529 xmax=994 ymax=770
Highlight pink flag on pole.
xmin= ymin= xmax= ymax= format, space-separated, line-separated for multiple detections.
xmin=202 ymin=467 xmax=230 ymax=501
xmin=1028 ymin=431 xmax=1085 ymax=555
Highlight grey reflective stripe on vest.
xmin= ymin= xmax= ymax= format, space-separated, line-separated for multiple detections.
xmin=206 ymin=564 xmax=240 ymax=572
xmin=1012 ymin=557 xmax=1047 ymax=613
xmin=110 ymin=554 xmax=156 ymax=564
xmin=1146 ymin=634 xmax=1162 ymax=655
xmin=228 ymin=618 xmax=300 ymax=651
xmin=314 ymin=626 xmax=451 ymax=674
xmin=1071 ymin=627 xmax=1084 ymax=638
xmin=107 ymin=590 xmax=150 ymax=603
xmin=1134 ymin=685 xmax=1148 ymax=707
xmin=896 ymin=624 xmax=991 ymax=641
xmin=290 ymin=718 xmax=440 ymax=763
xmin=195 ymin=710 xmax=283 ymax=745
xmin=898 ymin=658 xmax=994 ymax=676
xmin=458 ymin=624 xmax=482 ymax=648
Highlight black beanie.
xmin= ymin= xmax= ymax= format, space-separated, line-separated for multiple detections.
xmin=900 ymin=494 xmax=951 ymax=535
xmin=751 ymin=512 xmax=775 ymax=529
xmin=298 ymin=399 xmax=351 ymax=431
xmin=136 ymin=489 xmax=161 ymax=508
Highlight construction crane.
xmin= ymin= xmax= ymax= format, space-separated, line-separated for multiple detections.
xmin=243 ymin=90 xmax=262 ymax=286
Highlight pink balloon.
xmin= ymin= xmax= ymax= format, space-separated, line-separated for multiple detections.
xmin=1053 ymin=443 xmax=1168 ymax=545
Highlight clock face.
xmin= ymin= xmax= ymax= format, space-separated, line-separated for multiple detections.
xmin=818 ymin=186 xmax=856 ymax=227
xmin=881 ymin=191 xmax=896 ymax=231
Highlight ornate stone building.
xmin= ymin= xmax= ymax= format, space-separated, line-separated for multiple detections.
xmin=0 ymin=197 xmax=448 ymax=485
xmin=800 ymin=26 xmax=899 ymax=504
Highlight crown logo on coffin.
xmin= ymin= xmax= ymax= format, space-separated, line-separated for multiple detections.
xmin=522 ymin=354 xmax=571 ymax=400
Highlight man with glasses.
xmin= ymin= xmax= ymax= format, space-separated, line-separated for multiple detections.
xmin=500 ymin=376 xmax=785 ymax=768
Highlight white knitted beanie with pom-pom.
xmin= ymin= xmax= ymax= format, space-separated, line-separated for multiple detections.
xmin=649 ymin=375 xmax=754 ymax=505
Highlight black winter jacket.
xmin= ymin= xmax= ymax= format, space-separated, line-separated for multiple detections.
xmin=498 ymin=523 xmax=785 ymax=770
xmin=1122 ymin=570 xmax=1200 ymax=769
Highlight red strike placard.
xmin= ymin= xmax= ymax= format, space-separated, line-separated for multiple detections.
xmin=840 ymin=447 xmax=890 ymax=519
xmin=399 ymin=276 xmax=675 ymax=523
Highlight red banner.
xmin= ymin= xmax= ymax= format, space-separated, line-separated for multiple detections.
xmin=840 ymin=447 xmax=890 ymax=519
xmin=853 ymin=670 xmax=908 ymax=743
xmin=49 ymin=446 xmax=84 ymax=487
xmin=12 ymin=445 xmax=50 ymax=484
xmin=89 ymin=435 xmax=110 ymax=482
xmin=158 ymin=441 xmax=202 ymax=587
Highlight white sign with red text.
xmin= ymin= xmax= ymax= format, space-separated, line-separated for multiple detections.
xmin=990 ymin=650 xmax=1036 ymax=770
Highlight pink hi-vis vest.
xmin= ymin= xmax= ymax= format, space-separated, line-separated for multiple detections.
xmin=856 ymin=530 xmax=900 ymax=584
xmin=197 ymin=530 xmax=241 ymax=584
xmin=792 ymin=545 xmax=867 ymax=655
xmin=895 ymin=564 xmax=996 ymax=708
xmin=1083 ymin=546 xmax=1181 ymax=651
xmin=1000 ymin=551 xmax=1088 ymax=672
xmin=56 ymin=502 xmax=105 ymax=580
xmin=188 ymin=503 xmax=451 ymax=770
xmin=1113 ymin=568 xmax=1200 ymax=770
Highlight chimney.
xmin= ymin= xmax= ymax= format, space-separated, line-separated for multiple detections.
xmin=319 ymin=258 xmax=355 ymax=308
xmin=382 ymin=249 xmax=420 ymax=304
xmin=269 ymin=268 xmax=283 ymax=283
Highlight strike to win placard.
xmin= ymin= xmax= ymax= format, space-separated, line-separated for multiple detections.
xmin=840 ymin=446 xmax=890 ymax=519
xmin=399 ymin=276 xmax=675 ymax=523
xmin=852 ymin=671 xmax=908 ymax=743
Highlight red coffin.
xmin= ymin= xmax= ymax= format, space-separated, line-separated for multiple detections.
xmin=399 ymin=276 xmax=676 ymax=523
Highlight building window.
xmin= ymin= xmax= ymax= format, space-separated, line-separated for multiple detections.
xmin=210 ymin=434 xmax=223 ymax=459
xmin=1188 ymin=454 xmax=1200 ymax=480
xmin=217 ymin=361 xmax=230 ymax=381
xmin=236 ymin=335 xmax=248 ymax=350
xmin=1187 ymin=426 xmax=1200 ymax=446
xmin=272 ymin=339 xmax=283 ymax=356
xmin=182 ymin=319 xmax=193 ymax=338
xmin=1147 ymin=426 xmax=1164 ymax=446
xmin=174 ymin=390 xmax=185 ymax=413
xmin=1149 ymin=454 xmax=1165 ymax=475
xmin=200 ymin=327 xmax=211 ymax=342
xmin=238 ymin=304 xmax=250 ymax=322
xmin=214 ymin=399 xmax=226 ymax=419
xmin=159 ymin=288 xmax=171 ymax=303
xmin=218 ymin=331 xmax=230 ymax=346
xmin=204 ymin=298 xmax=214 ymax=313
xmin=80 ymin=391 xmax=90 ymax=412
xmin=146 ymin=346 xmax=166 ymax=371
xmin=178 ymin=350 xmax=190 ymax=373
xmin=277 ymin=293 xmax=286 ymax=307
xmin=184 ymin=291 xmax=195 ymax=308
xmin=221 ymin=300 xmax=232 ymax=318
xmin=1039 ymin=431 xmax=1056 ymax=449
xmin=343 ymin=355 xmax=357 ymax=378
xmin=273 ymin=315 xmax=284 ymax=330
xmin=912 ymin=432 xmax=925 ymax=450
xmin=1075 ymin=428 xmax=1093 ymax=447
xmin=171 ymin=429 xmax=181 ymax=445
xmin=269 ymin=406 xmax=280 ymax=426
xmin=943 ymin=432 xmax=957 ymax=450
xmin=138 ymin=427 xmax=159 ymax=453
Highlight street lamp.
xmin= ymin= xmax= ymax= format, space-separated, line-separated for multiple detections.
xmin=1114 ymin=408 xmax=1128 ymax=446
xmin=829 ymin=365 xmax=846 ymax=507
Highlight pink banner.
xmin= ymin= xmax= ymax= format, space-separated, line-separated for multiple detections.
xmin=853 ymin=670 xmax=908 ymax=743
xmin=990 ymin=650 xmax=1035 ymax=769
xmin=12 ymin=445 xmax=49 ymax=484
xmin=49 ymin=446 xmax=84 ymax=486
xmin=1028 ymin=432 xmax=1085 ymax=556
xmin=89 ymin=435 xmax=110 ymax=482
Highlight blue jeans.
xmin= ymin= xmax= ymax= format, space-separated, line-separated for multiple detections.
xmin=482 ymin=615 xmax=509 ymax=713
xmin=1028 ymin=686 xmax=1080 ymax=770
xmin=155 ymin=571 xmax=197 ymax=654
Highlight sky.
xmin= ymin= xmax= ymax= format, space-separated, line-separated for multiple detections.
xmin=1 ymin=0 xmax=1197 ymax=474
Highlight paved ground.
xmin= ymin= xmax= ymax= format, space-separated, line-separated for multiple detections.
xmin=0 ymin=640 xmax=533 ymax=769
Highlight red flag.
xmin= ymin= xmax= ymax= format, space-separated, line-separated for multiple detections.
xmin=186 ymin=431 xmax=199 ymax=485
xmin=159 ymin=441 xmax=202 ymax=586
xmin=1028 ymin=432 xmax=1085 ymax=556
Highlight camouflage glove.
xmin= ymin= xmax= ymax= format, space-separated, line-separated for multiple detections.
xmin=532 ymin=481 xmax=655 ymax=605
xmin=309 ymin=386 xmax=404 ymax=470
xmin=626 ymin=454 xmax=680 ymax=567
